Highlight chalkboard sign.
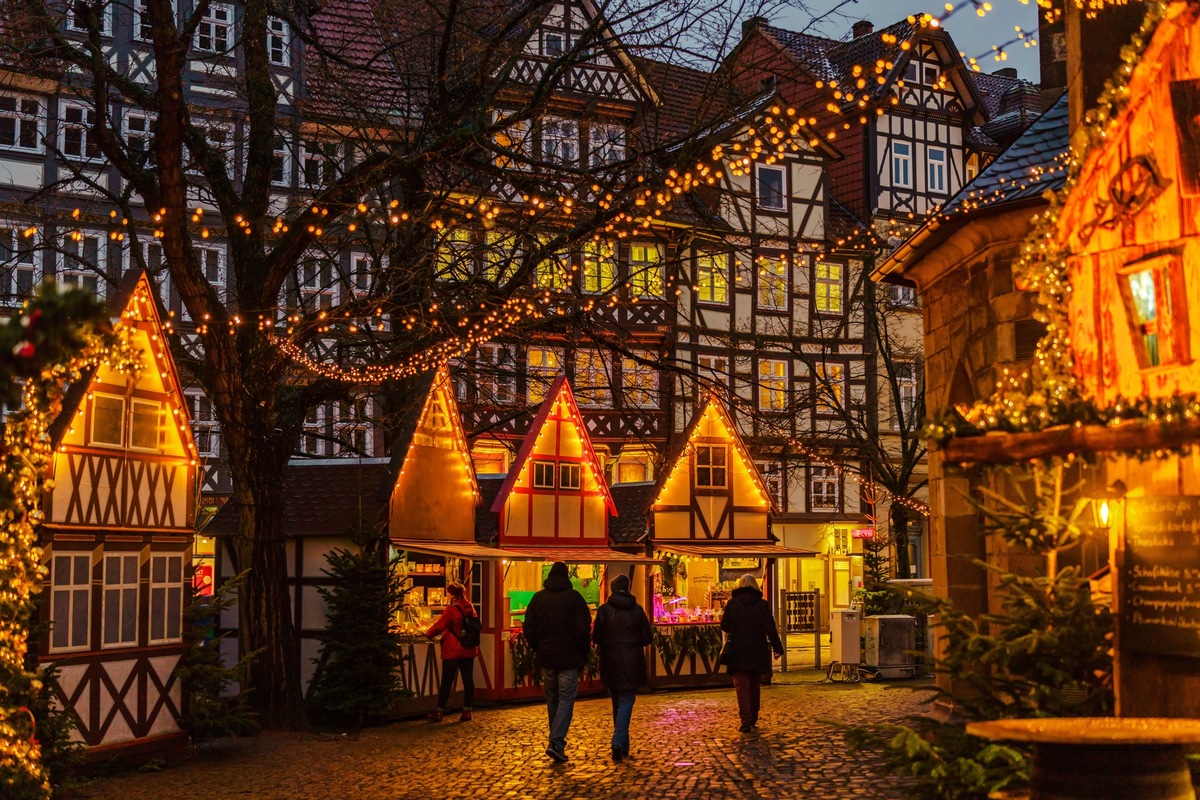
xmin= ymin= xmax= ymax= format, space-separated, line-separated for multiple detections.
xmin=1122 ymin=496 xmax=1200 ymax=658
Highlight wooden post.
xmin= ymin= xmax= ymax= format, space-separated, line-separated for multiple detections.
xmin=813 ymin=587 xmax=822 ymax=670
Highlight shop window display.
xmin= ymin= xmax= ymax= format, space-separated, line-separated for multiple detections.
xmin=651 ymin=553 xmax=764 ymax=624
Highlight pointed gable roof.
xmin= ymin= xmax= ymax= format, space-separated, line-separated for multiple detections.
xmin=649 ymin=392 xmax=778 ymax=514
xmin=490 ymin=376 xmax=617 ymax=515
xmin=50 ymin=270 xmax=198 ymax=461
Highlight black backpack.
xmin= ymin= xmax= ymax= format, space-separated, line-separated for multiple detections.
xmin=452 ymin=605 xmax=482 ymax=649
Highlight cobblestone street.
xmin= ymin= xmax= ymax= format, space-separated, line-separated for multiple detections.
xmin=80 ymin=674 xmax=928 ymax=800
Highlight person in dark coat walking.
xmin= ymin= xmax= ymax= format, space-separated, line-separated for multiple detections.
xmin=424 ymin=581 xmax=479 ymax=722
xmin=719 ymin=574 xmax=784 ymax=732
xmin=591 ymin=573 xmax=653 ymax=763
xmin=522 ymin=561 xmax=591 ymax=763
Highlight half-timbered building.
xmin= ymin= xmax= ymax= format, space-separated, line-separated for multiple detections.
xmin=39 ymin=270 xmax=198 ymax=753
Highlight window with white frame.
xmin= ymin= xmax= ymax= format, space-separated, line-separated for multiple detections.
xmin=533 ymin=239 xmax=570 ymax=291
xmin=621 ymin=354 xmax=658 ymax=409
xmin=435 ymin=228 xmax=473 ymax=283
xmin=558 ymin=463 xmax=581 ymax=490
xmin=149 ymin=554 xmax=184 ymax=644
xmin=102 ymin=553 xmax=139 ymax=648
xmin=267 ymin=16 xmax=290 ymax=66
xmin=482 ymin=230 xmax=519 ymax=284
xmin=187 ymin=389 xmax=220 ymax=458
xmin=477 ymin=343 xmax=517 ymax=405
xmin=300 ymin=403 xmax=328 ymax=456
xmin=927 ymin=147 xmax=947 ymax=194
xmin=966 ymin=152 xmax=980 ymax=183
xmin=60 ymin=231 xmax=105 ymax=296
xmin=165 ymin=243 xmax=224 ymax=321
xmin=923 ymin=63 xmax=940 ymax=86
xmin=895 ymin=362 xmax=918 ymax=430
xmin=574 ymin=349 xmax=611 ymax=408
xmin=756 ymin=461 xmax=784 ymax=510
xmin=60 ymin=101 xmax=99 ymax=160
xmin=125 ymin=111 xmax=155 ymax=166
xmin=696 ymin=251 xmax=728 ymax=303
xmin=526 ymin=347 xmax=562 ymax=404
xmin=195 ymin=3 xmax=234 ymax=53
xmin=757 ymin=254 xmax=787 ymax=310
xmin=300 ymin=139 xmax=338 ymax=188
xmin=814 ymin=260 xmax=842 ymax=314
xmin=271 ymin=135 xmax=292 ymax=186
xmin=589 ymin=124 xmax=625 ymax=168
xmin=615 ymin=450 xmax=653 ymax=484
xmin=891 ymin=141 xmax=912 ymax=188
xmin=758 ymin=359 xmax=788 ymax=411
xmin=0 ymin=225 xmax=39 ymax=300
xmin=542 ymin=31 xmax=565 ymax=57
xmin=541 ymin=117 xmax=578 ymax=164
xmin=297 ymin=255 xmax=337 ymax=309
xmin=0 ymin=94 xmax=41 ymax=152
xmin=755 ymin=164 xmax=786 ymax=210
xmin=135 ymin=0 xmax=174 ymax=41
xmin=810 ymin=466 xmax=839 ymax=510
xmin=51 ymin=553 xmax=91 ymax=652
xmin=91 ymin=393 xmax=124 ymax=446
xmin=890 ymin=283 xmax=917 ymax=308
xmin=816 ymin=363 xmax=845 ymax=414
xmin=129 ymin=399 xmax=162 ymax=451
xmin=335 ymin=397 xmax=372 ymax=455
xmin=698 ymin=354 xmax=728 ymax=389
xmin=694 ymin=444 xmax=727 ymax=488
xmin=67 ymin=0 xmax=113 ymax=35
xmin=903 ymin=62 xmax=918 ymax=82
xmin=532 ymin=460 xmax=556 ymax=489
xmin=186 ymin=122 xmax=234 ymax=176
xmin=582 ymin=240 xmax=616 ymax=294
xmin=629 ymin=242 xmax=663 ymax=299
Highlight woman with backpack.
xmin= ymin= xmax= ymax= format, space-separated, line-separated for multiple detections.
xmin=591 ymin=574 xmax=653 ymax=762
xmin=424 ymin=581 xmax=481 ymax=722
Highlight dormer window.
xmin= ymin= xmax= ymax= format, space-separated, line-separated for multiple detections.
xmin=695 ymin=444 xmax=727 ymax=488
xmin=1118 ymin=253 xmax=1191 ymax=369
xmin=923 ymin=64 xmax=940 ymax=86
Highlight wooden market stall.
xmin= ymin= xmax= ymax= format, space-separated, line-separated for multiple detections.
xmin=479 ymin=377 xmax=658 ymax=701
xmin=39 ymin=270 xmax=198 ymax=754
xmin=646 ymin=393 xmax=810 ymax=687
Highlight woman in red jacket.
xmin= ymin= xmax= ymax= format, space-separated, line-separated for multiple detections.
xmin=424 ymin=582 xmax=479 ymax=721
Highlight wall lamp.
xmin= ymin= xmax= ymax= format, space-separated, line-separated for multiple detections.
xmin=1090 ymin=480 xmax=1127 ymax=531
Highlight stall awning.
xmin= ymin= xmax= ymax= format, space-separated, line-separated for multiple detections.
xmin=498 ymin=546 xmax=662 ymax=564
xmin=389 ymin=539 xmax=508 ymax=561
xmin=653 ymin=543 xmax=814 ymax=559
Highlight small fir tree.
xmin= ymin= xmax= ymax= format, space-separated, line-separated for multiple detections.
xmin=175 ymin=573 xmax=260 ymax=745
xmin=307 ymin=541 xmax=410 ymax=726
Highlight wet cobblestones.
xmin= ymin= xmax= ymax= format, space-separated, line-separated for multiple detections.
xmin=81 ymin=674 xmax=928 ymax=799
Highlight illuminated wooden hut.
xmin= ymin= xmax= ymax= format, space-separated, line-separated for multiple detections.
xmin=39 ymin=270 xmax=198 ymax=754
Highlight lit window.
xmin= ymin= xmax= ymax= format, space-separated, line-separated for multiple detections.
xmin=966 ymin=153 xmax=980 ymax=182
xmin=534 ymin=239 xmax=570 ymax=291
xmin=435 ymin=228 xmax=473 ymax=283
xmin=816 ymin=363 xmax=845 ymax=414
xmin=149 ymin=554 xmax=184 ymax=644
xmin=60 ymin=102 xmax=99 ymax=160
xmin=483 ymin=231 xmax=519 ymax=284
xmin=558 ymin=463 xmax=581 ymax=490
xmin=574 ymin=349 xmax=611 ymax=408
xmin=196 ymin=3 xmax=234 ymax=54
xmin=472 ymin=446 xmax=509 ymax=475
xmin=629 ymin=242 xmax=664 ymax=299
xmin=696 ymin=252 xmax=728 ymax=304
xmin=493 ymin=117 xmax=531 ymax=170
xmin=582 ymin=240 xmax=616 ymax=294
xmin=477 ymin=343 xmax=517 ymax=405
xmin=526 ymin=347 xmax=562 ymax=404
xmin=130 ymin=400 xmax=161 ymax=451
xmin=1118 ymin=254 xmax=1191 ymax=369
xmin=268 ymin=17 xmax=290 ymax=66
xmin=0 ymin=225 xmax=39 ymax=301
xmin=927 ymin=147 xmax=947 ymax=194
xmin=0 ymin=95 xmax=41 ymax=152
xmin=758 ymin=359 xmax=788 ymax=411
xmin=695 ymin=444 xmax=727 ymax=488
xmin=755 ymin=164 xmax=786 ymax=210
xmin=533 ymin=460 xmax=556 ymax=489
xmin=814 ymin=261 xmax=842 ymax=314
xmin=891 ymin=142 xmax=912 ymax=188
xmin=91 ymin=394 xmax=123 ymax=446
xmin=622 ymin=354 xmax=658 ymax=409
xmin=51 ymin=553 xmax=92 ymax=652
xmin=810 ymin=466 xmax=839 ymax=510
xmin=541 ymin=117 xmax=578 ymax=164
xmin=589 ymin=124 xmax=625 ymax=168
xmin=103 ymin=554 xmax=139 ymax=648
xmin=757 ymin=254 xmax=787 ymax=310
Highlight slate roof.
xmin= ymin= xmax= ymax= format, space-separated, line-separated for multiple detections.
xmin=208 ymin=459 xmax=392 ymax=538
xmin=941 ymin=92 xmax=1068 ymax=218
xmin=610 ymin=482 xmax=655 ymax=545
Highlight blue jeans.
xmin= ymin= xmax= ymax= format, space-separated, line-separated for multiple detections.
xmin=541 ymin=667 xmax=579 ymax=750
xmin=610 ymin=689 xmax=636 ymax=754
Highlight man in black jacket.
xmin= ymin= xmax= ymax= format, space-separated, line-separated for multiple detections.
xmin=522 ymin=561 xmax=591 ymax=763
xmin=591 ymin=573 xmax=652 ymax=763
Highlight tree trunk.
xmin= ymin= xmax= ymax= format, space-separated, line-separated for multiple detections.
xmin=891 ymin=503 xmax=911 ymax=578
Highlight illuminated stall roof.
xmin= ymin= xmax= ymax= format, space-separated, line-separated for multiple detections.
xmin=654 ymin=543 xmax=813 ymax=559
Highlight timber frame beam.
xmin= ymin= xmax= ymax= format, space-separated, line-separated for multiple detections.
xmin=938 ymin=418 xmax=1200 ymax=464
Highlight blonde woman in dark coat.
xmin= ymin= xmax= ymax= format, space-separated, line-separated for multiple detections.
xmin=719 ymin=574 xmax=784 ymax=732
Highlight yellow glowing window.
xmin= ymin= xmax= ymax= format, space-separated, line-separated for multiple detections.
xmin=435 ymin=228 xmax=472 ymax=282
xmin=816 ymin=363 xmax=845 ymax=413
xmin=527 ymin=347 xmax=562 ymax=404
xmin=758 ymin=255 xmax=788 ymax=310
xmin=758 ymin=359 xmax=788 ymax=411
xmin=91 ymin=394 xmax=124 ymax=446
xmin=697 ymin=252 xmax=728 ymax=303
xmin=534 ymin=237 xmax=570 ymax=291
xmin=582 ymin=240 xmax=616 ymax=294
xmin=483 ymin=231 xmax=519 ymax=284
xmin=630 ymin=242 xmax=664 ymax=298
xmin=815 ymin=261 xmax=842 ymax=314
xmin=130 ymin=399 xmax=161 ymax=451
